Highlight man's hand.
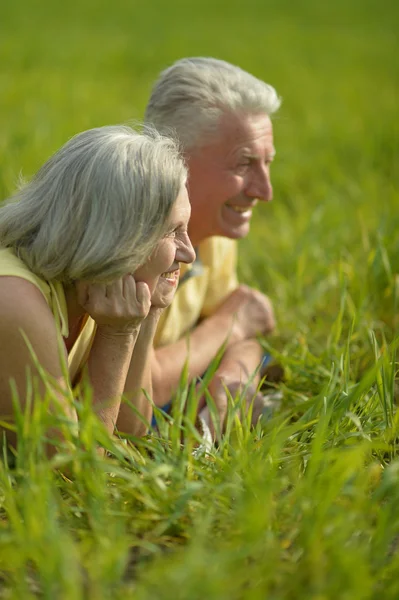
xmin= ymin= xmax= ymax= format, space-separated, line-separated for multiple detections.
xmin=199 ymin=375 xmax=268 ymax=438
xmin=76 ymin=275 xmax=151 ymax=335
xmin=151 ymin=285 xmax=275 ymax=410
xmin=195 ymin=331 xmax=279 ymax=439
xmin=213 ymin=285 xmax=275 ymax=343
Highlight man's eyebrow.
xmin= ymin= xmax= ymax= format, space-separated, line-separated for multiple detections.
xmin=243 ymin=149 xmax=276 ymax=160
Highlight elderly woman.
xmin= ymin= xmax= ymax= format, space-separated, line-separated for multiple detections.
xmin=0 ymin=125 xmax=195 ymax=454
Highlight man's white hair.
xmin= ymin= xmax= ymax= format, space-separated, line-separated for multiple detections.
xmin=145 ymin=57 xmax=281 ymax=149
xmin=0 ymin=125 xmax=187 ymax=282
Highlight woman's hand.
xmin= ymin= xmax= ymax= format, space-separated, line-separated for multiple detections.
xmin=76 ymin=275 xmax=151 ymax=335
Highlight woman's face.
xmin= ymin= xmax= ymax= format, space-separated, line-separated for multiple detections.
xmin=134 ymin=186 xmax=196 ymax=308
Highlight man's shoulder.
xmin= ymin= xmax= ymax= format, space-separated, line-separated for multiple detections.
xmin=199 ymin=236 xmax=237 ymax=266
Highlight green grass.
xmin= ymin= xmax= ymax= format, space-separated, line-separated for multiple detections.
xmin=0 ymin=0 xmax=398 ymax=597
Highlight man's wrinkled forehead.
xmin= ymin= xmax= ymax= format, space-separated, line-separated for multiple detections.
xmin=210 ymin=112 xmax=275 ymax=158
xmin=186 ymin=112 xmax=275 ymax=170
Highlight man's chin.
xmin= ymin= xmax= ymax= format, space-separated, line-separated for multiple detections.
xmin=220 ymin=222 xmax=251 ymax=240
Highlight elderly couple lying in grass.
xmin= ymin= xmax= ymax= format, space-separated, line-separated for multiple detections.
xmin=0 ymin=57 xmax=280 ymax=456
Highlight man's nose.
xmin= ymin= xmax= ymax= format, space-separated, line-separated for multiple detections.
xmin=246 ymin=166 xmax=273 ymax=202
xmin=178 ymin=234 xmax=196 ymax=265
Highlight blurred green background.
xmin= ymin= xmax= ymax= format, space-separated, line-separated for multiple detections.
xmin=0 ymin=0 xmax=397 ymax=343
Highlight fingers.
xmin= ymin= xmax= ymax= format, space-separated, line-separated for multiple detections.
xmin=75 ymin=275 xmax=151 ymax=331
xmin=207 ymin=376 xmax=229 ymax=438
xmin=76 ymin=281 xmax=108 ymax=311
xmin=247 ymin=391 xmax=267 ymax=426
xmin=123 ymin=276 xmax=151 ymax=313
xmin=122 ymin=273 xmax=137 ymax=300
xmin=75 ymin=280 xmax=89 ymax=307
xmin=135 ymin=281 xmax=151 ymax=308
xmin=105 ymin=278 xmax=123 ymax=299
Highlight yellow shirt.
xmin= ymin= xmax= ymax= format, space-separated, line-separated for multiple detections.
xmin=154 ymin=236 xmax=238 ymax=347
xmin=0 ymin=247 xmax=96 ymax=384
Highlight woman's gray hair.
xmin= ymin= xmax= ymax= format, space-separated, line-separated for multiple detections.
xmin=0 ymin=125 xmax=187 ymax=282
xmin=145 ymin=57 xmax=281 ymax=150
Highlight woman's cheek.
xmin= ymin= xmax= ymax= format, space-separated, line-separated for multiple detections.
xmin=133 ymin=268 xmax=160 ymax=296
xmin=147 ymin=275 xmax=161 ymax=296
xmin=161 ymin=239 xmax=177 ymax=270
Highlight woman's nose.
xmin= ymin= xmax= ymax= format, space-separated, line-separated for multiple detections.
xmin=178 ymin=234 xmax=196 ymax=265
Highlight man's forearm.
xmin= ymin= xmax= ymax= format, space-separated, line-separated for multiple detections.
xmin=213 ymin=337 xmax=264 ymax=384
xmin=202 ymin=338 xmax=267 ymax=437
xmin=152 ymin=312 xmax=241 ymax=407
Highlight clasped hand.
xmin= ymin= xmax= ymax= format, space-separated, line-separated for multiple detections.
xmin=205 ymin=376 xmax=267 ymax=432
xmin=76 ymin=275 xmax=151 ymax=335
xmin=213 ymin=284 xmax=275 ymax=342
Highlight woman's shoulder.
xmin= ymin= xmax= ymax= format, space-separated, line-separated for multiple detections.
xmin=0 ymin=276 xmax=67 ymax=402
xmin=0 ymin=246 xmax=54 ymax=309
xmin=0 ymin=275 xmax=60 ymax=371
xmin=0 ymin=247 xmax=50 ymax=292
xmin=0 ymin=248 xmax=69 ymax=339
xmin=0 ymin=275 xmax=52 ymax=321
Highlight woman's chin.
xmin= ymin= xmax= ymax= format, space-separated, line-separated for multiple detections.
xmin=151 ymin=278 xmax=178 ymax=309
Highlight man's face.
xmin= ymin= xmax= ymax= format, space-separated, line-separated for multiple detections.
xmin=185 ymin=113 xmax=275 ymax=245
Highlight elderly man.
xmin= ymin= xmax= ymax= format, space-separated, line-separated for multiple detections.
xmin=145 ymin=57 xmax=281 ymax=431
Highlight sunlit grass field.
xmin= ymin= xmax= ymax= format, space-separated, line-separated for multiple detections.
xmin=0 ymin=0 xmax=398 ymax=597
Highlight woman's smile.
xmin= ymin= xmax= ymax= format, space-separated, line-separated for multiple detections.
xmin=160 ymin=266 xmax=180 ymax=285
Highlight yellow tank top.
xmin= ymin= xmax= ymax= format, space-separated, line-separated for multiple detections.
xmin=0 ymin=247 xmax=96 ymax=384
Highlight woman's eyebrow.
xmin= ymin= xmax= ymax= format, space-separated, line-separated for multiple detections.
xmin=167 ymin=221 xmax=182 ymax=232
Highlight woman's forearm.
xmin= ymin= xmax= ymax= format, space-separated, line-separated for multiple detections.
xmin=116 ymin=311 xmax=161 ymax=436
xmin=74 ymin=276 xmax=153 ymax=439
xmin=86 ymin=327 xmax=138 ymax=435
